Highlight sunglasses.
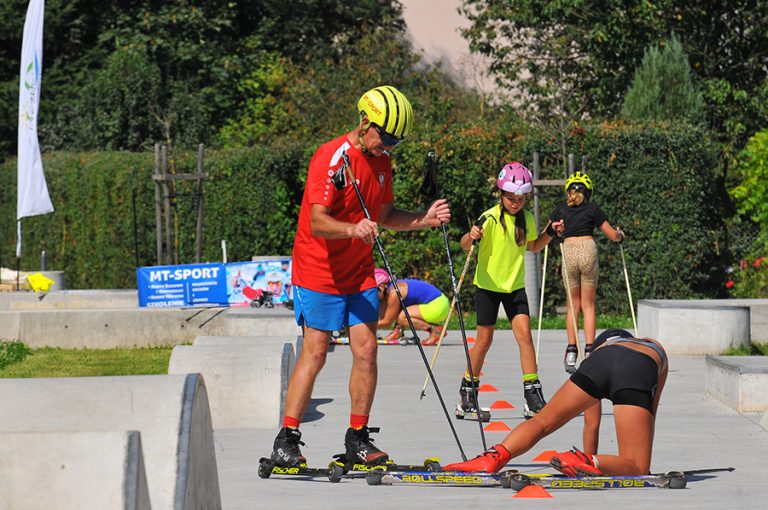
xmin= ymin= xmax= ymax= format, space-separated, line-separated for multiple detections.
xmin=372 ymin=125 xmax=402 ymax=147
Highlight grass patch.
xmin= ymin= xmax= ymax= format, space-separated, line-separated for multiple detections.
xmin=0 ymin=341 xmax=32 ymax=370
xmin=722 ymin=343 xmax=768 ymax=356
xmin=0 ymin=345 xmax=174 ymax=378
xmin=446 ymin=313 xmax=634 ymax=330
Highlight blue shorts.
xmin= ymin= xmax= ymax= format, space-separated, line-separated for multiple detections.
xmin=293 ymin=286 xmax=379 ymax=331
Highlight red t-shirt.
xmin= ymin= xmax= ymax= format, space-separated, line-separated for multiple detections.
xmin=292 ymin=134 xmax=394 ymax=294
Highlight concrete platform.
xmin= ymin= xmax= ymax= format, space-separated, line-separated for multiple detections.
xmin=169 ymin=343 xmax=295 ymax=429
xmin=638 ymin=299 xmax=750 ymax=354
xmin=213 ymin=330 xmax=768 ymax=509
xmin=0 ymin=374 xmax=221 ymax=510
xmin=0 ymin=306 xmax=299 ymax=348
xmin=0 ymin=289 xmax=138 ymax=310
xmin=0 ymin=430 xmax=150 ymax=510
xmin=705 ymin=356 xmax=768 ymax=412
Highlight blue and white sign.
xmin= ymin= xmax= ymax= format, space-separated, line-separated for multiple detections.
xmin=137 ymin=258 xmax=294 ymax=307
xmin=137 ymin=262 xmax=228 ymax=307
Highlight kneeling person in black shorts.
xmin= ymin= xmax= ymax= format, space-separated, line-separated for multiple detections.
xmin=444 ymin=329 xmax=668 ymax=476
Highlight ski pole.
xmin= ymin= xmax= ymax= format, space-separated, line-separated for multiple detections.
xmin=419 ymin=215 xmax=485 ymax=399
xmin=535 ymin=243 xmax=548 ymax=363
xmin=339 ymin=152 xmax=468 ymax=461
xmin=619 ymin=243 xmax=638 ymax=336
xmin=423 ymin=151 xmax=487 ymax=451
xmin=559 ymin=244 xmax=584 ymax=363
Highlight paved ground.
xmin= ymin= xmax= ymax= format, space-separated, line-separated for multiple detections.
xmin=214 ymin=330 xmax=768 ymax=509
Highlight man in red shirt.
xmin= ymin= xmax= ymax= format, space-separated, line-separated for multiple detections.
xmin=270 ymin=86 xmax=451 ymax=467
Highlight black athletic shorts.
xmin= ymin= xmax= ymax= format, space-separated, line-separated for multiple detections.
xmin=475 ymin=287 xmax=530 ymax=326
xmin=569 ymin=344 xmax=659 ymax=413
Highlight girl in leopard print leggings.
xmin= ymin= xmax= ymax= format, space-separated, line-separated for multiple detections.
xmin=549 ymin=172 xmax=624 ymax=374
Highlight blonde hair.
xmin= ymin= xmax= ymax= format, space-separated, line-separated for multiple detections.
xmin=566 ymin=188 xmax=586 ymax=207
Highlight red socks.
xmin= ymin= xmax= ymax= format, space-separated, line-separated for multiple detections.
xmin=350 ymin=414 xmax=369 ymax=430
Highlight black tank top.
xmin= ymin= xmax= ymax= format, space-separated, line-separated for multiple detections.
xmin=550 ymin=201 xmax=608 ymax=238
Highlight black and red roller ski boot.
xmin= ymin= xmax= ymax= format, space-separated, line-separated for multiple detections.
xmin=344 ymin=425 xmax=389 ymax=466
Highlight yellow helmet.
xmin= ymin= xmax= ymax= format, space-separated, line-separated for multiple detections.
xmin=357 ymin=86 xmax=414 ymax=139
xmin=565 ymin=171 xmax=593 ymax=192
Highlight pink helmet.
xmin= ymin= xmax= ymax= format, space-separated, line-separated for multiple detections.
xmin=496 ymin=162 xmax=533 ymax=195
xmin=374 ymin=268 xmax=391 ymax=286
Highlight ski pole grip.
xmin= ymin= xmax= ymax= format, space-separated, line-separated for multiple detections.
xmin=472 ymin=215 xmax=486 ymax=245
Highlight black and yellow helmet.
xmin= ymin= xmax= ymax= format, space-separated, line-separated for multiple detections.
xmin=565 ymin=171 xmax=593 ymax=192
xmin=357 ymin=86 xmax=414 ymax=139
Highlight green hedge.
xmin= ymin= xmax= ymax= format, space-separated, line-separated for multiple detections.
xmin=0 ymin=145 xmax=309 ymax=288
xmin=377 ymin=121 xmax=726 ymax=314
xmin=575 ymin=122 xmax=727 ymax=311
xmin=0 ymin=121 xmax=727 ymax=313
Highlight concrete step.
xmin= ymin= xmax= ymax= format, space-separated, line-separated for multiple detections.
xmin=705 ymin=355 xmax=768 ymax=412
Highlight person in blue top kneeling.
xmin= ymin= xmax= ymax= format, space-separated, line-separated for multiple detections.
xmin=374 ymin=268 xmax=450 ymax=345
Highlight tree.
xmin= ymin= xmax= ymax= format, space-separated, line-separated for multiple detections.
xmin=218 ymin=26 xmax=484 ymax=149
xmin=0 ymin=0 xmax=407 ymax=156
xmin=729 ymin=129 xmax=768 ymax=254
xmin=621 ymin=34 xmax=704 ymax=124
xmin=459 ymin=0 xmax=768 ymax=149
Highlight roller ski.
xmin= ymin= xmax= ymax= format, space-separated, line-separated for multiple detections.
xmin=367 ymin=468 xmax=506 ymax=487
xmin=522 ymin=378 xmax=546 ymax=419
xmin=501 ymin=466 xmax=735 ymax=491
xmin=381 ymin=326 xmax=419 ymax=345
xmin=367 ymin=466 xmax=735 ymax=490
xmin=328 ymin=454 xmax=442 ymax=482
xmin=455 ymin=378 xmax=491 ymax=422
xmin=331 ymin=326 xmax=398 ymax=345
xmin=258 ymin=457 xmax=332 ymax=480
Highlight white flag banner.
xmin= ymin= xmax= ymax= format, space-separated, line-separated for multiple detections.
xmin=18 ymin=0 xmax=53 ymax=219
xmin=17 ymin=0 xmax=53 ymax=257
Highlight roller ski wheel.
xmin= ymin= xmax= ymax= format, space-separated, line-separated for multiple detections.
xmin=328 ymin=461 xmax=346 ymax=483
xmin=398 ymin=336 xmax=419 ymax=346
xmin=258 ymin=457 xmax=274 ymax=479
xmin=366 ymin=470 xmax=385 ymax=486
xmin=424 ymin=459 xmax=442 ymax=471
xmin=665 ymin=471 xmax=687 ymax=489
xmin=454 ymin=403 xmax=491 ymax=422
xmin=506 ymin=473 xmax=532 ymax=491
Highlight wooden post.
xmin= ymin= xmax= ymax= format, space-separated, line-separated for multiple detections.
xmin=161 ymin=145 xmax=172 ymax=266
xmin=195 ymin=144 xmax=205 ymax=263
xmin=154 ymin=144 xmax=163 ymax=266
xmin=528 ymin=151 xmax=569 ymax=319
xmin=532 ymin=152 xmax=541 ymax=229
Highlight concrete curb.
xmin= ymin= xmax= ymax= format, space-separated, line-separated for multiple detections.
xmin=169 ymin=343 xmax=295 ymax=429
xmin=0 ymin=374 xmax=221 ymax=510
xmin=0 ymin=307 xmax=299 ymax=348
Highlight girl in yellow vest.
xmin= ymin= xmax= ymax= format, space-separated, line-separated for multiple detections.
xmin=457 ymin=162 xmax=562 ymax=420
